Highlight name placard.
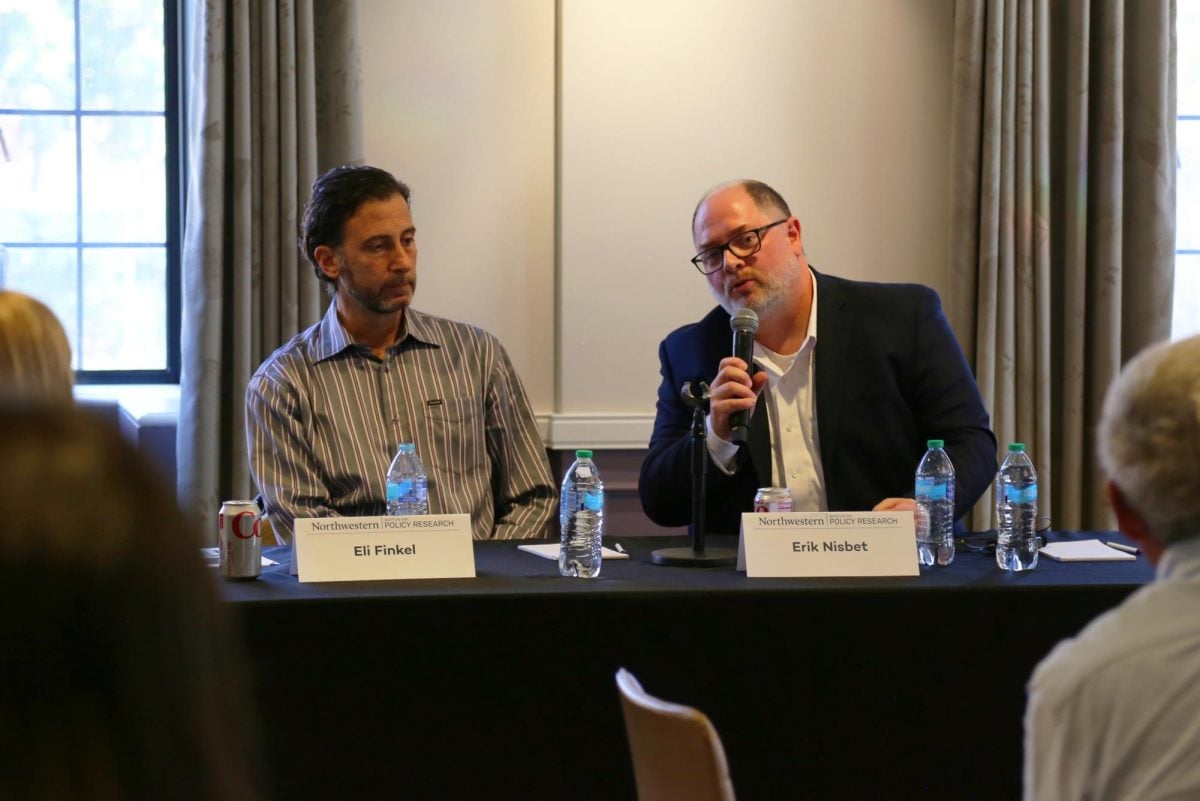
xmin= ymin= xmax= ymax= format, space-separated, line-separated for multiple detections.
xmin=739 ymin=511 xmax=918 ymax=577
xmin=293 ymin=515 xmax=475 ymax=582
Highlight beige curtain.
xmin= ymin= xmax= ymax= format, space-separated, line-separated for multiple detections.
xmin=949 ymin=0 xmax=1176 ymax=532
xmin=178 ymin=0 xmax=363 ymax=537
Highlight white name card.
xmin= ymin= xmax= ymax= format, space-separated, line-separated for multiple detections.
xmin=293 ymin=514 xmax=475 ymax=582
xmin=739 ymin=511 xmax=919 ymax=577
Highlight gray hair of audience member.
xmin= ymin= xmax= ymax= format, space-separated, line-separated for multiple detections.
xmin=0 ymin=289 xmax=73 ymax=402
xmin=0 ymin=403 xmax=264 ymax=801
xmin=1097 ymin=334 xmax=1200 ymax=545
xmin=300 ymin=164 xmax=411 ymax=285
xmin=691 ymin=178 xmax=793 ymax=233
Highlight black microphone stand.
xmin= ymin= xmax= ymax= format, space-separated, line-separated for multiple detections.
xmin=651 ymin=381 xmax=738 ymax=567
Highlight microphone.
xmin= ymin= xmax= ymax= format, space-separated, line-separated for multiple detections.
xmin=729 ymin=308 xmax=759 ymax=443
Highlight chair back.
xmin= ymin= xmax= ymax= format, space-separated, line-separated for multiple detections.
xmin=259 ymin=514 xmax=286 ymax=546
xmin=615 ymin=667 xmax=736 ymax=801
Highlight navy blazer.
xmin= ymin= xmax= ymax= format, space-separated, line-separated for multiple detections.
xmin=638 ymin=269 xmax=997 ymax=534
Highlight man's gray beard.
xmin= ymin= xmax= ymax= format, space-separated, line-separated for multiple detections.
xmin=712 ymin=288 xmax=783 ymax=318
xmin=712 ymin=258 xmax=803 ymax=317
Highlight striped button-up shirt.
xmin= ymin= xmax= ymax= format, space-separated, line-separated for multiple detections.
xmin=246 ymin=302 xmax=556 ymax=540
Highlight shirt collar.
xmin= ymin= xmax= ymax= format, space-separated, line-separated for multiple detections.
xmin=313 ymin=300 xmax=356 ymax=362
xmin=1157 ymin=534 xmax=1200 ymax=583
xmin=805 ymin=267 xmax=819 ymax=342
xmin=401 ymin=308 xmax=444 ymax=350
xmin=312 ymin=301 xmax=442 ymax=363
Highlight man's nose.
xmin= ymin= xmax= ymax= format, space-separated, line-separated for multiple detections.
xmin=722 ymin=247 xmax=744 ymax=271
xmin=390 ymin=250 xmax=414 ymax=271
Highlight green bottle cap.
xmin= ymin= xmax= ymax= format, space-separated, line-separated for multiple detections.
xmin=927 ymin=439 xmax=944 ymax=448
xmin=575 ymin=449 xmax=593 ymax=458
xmin=1008 ymin=443 xmax=1025 ymax=452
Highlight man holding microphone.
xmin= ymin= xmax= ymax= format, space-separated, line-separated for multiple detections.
xmin=638 ymin=179 xmax=996 ymax=533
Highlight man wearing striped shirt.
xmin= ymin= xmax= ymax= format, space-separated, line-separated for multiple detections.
xmin=246 ymin=165 xmax=556 ymax=542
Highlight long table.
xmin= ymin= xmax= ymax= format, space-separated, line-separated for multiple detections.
xmin=220 ymin=532 xmax=1153 ymax=801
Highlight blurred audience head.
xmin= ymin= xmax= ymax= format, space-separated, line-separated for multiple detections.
xmin=0 ymin=403 xmax=262 ymax=801
xmin=1098 ymin=334 xmax=1200 ymax=555
xmin=0 ymin=290 xmax=73 ymax=403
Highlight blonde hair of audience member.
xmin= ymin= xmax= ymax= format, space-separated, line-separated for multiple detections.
xmin=0 ymin=290 xmax=73 ymax=402
xmin=1097 ymin=334 xmax=1200 ymax=563
xmin=0 ymin=404 xmax=264 ymax=801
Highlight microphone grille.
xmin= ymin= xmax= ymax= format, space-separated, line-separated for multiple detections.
xmin=730 ymin=308 xmax=759 ymax=333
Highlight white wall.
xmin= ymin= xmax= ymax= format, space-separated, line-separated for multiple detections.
xmin=359 ymin=0 xmax=956 ymax=446
xmin=358 ymin=0 xmax=557 ymax=411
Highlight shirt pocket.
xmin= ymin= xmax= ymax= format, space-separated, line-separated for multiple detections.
xmin=422 ymin=395 xmax=487 ymax=476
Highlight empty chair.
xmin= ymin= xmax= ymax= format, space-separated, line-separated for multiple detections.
xmin=615 ymin=667 xmax=736 ymax=801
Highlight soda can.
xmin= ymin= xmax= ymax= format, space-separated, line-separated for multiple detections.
xmin=218 ymin=501 xmax=262 ymax=580
xmin=754 ymin=487 xmax=794 ymax=513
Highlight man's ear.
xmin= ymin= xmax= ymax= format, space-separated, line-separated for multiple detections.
xmin=787 ymin=217 xmax=804 ymax=257
xmin=1106 ymin=480 xmax=1151 ymax=545
xmin=1107 ymin=480 xmax=1169 ymax=564
xmin=314 ymin=245 xmax=340 ymax=281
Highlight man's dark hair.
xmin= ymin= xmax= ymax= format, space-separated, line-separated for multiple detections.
xmin=300 ymin=165 xmax=411 ymax=283
xmin=692 ymin=179 xmax=793 ymax=232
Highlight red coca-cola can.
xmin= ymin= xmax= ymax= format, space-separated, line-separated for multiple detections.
xmin=754 ymin=487 xmax=794 ymax=513
xmin=218 ymin=501 xmax=262 ymax=580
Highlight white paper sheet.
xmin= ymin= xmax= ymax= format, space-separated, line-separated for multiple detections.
xmin=1039 ymin=539 xmax=1136 ymax=562
xmin=200 ymin=547 xmax=280 ymax=567
xmin=517 ymin=543 xmax=630 ymax=560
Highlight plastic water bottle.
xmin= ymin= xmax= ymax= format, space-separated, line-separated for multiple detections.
xmin=914 ymin=439 xmax=956 ymax=566
xmin=559 ymin=449 xmax=604 ymax=578
xmin=995 ymin=443 xmax=1038 ymax=571
xmin=385 ymin=442 xmax=429 ymax=515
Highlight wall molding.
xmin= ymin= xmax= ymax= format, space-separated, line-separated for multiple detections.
xmin=537 ymin=413 xmax=654 ymax=450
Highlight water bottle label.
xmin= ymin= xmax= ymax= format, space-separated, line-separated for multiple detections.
xmin=915 ymin=477 xmax=948 ymax=500
xmin=387 ymin=480 xmax=413 ymax=501
xmin=1004 ymin=484 xmax=1038 ymax=504
xmin=575 ymin=465 xmax=593 ymax=479
xmin=582 ymin=490 xmax=603 ymax=511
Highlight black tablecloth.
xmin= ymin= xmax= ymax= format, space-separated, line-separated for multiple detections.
xmin=220 ymin=532 xmax=1153 ymax=801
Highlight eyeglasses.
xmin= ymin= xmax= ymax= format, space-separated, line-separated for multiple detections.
xmin=690 ymin=219 xmax=789 ymax=275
